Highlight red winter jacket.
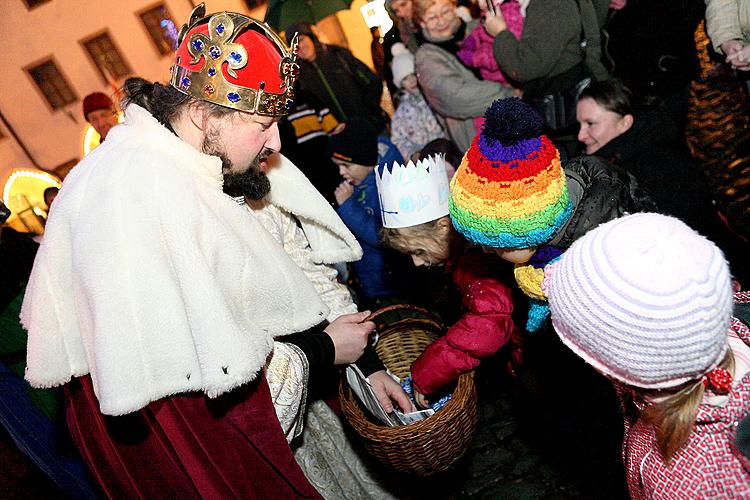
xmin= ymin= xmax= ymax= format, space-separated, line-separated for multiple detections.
xmin=411 ymin=252 xmax=516 ymax=396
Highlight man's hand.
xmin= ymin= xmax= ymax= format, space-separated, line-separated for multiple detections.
xmin=334 ymin=181 xmax=354 ymax=205
xmin=483 ymin=11 xmax=507 ymax=37
xmin=324 ymin=311 xmax=374 ymax=365
xmin=609 ymin=0 xmax=626 ymax=10
xmin=368 ymin=370 xmax=416 ymax=413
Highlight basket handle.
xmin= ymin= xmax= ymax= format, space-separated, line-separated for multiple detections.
xmin=365 ymin=304 xmax=445 ymax=329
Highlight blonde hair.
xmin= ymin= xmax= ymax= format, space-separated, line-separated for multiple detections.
xmin=381 ymin=216 xmax=461 ymax=260
xmin=412 ymin=0 xmax=457 ymax=24
xmin=635 ymin=350 xmax=735 ymax=463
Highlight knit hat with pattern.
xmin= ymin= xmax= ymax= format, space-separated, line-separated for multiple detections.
xmin=549 ymin=213 xmax=733 ymax=389
xmin=449 ymin=97 xmax=572 ymax=249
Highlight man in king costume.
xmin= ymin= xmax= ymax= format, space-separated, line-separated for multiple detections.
xmin=20 ymin=5 xmax=410 ymax=497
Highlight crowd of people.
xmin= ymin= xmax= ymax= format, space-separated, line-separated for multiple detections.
xmin=1 ymin=0 xmax=750 ymax=498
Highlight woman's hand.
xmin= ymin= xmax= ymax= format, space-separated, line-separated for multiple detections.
xmin=483 ymin=10 xmax=507 ymax=37
xmin=727 ymin=43 xmax=750 ymax=71
xmin=369 ymin=370 xmax=416 ymax=413
xmin=324 ymin=311 xmax=374 ymax=365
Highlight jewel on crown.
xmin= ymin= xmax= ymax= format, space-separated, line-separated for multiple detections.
xmin=375 ymin=154 xmax=451 ymax=229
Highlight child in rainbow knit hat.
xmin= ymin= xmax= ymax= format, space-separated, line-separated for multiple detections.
xmin=376 ymin=155 xmax=518 ymax=408
xmin=449 ymin=97 xmax=656 ymax=332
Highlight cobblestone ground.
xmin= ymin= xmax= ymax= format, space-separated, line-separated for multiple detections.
xmin=365 ymin=334 xmax=630 ymax=500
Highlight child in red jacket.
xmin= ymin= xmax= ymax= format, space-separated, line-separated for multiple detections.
xmin=376 ymin=155 xmax=518 ymax=408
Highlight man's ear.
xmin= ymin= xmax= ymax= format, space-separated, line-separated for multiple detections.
xmin=187 ymin=102 xmax=211 ymax=132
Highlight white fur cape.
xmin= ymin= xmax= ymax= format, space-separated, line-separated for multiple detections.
xmin=21 ymin=104 xmax=358 ymax=416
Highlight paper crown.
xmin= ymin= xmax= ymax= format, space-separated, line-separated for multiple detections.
xmin=375 ymin=155 xmax=450 ymax=228
xmin=170 ymin=4 xmax=299 ymax=117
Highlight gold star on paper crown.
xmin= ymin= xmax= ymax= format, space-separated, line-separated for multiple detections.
xmin=169 ymin=4 xmax=299 ymax=117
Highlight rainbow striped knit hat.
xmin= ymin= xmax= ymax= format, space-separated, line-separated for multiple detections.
xmin=449 ymin=98 xmax=572 ymax=249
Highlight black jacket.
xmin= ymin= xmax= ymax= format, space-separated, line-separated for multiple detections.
xmin=297 ymin=44 xmax=385 ymax=132
xmin=595 ymin=107 xmax=718 ymax=235
xmin=551 ymin=155 xmax=657 ymax=248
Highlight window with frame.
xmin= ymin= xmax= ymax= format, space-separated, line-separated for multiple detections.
xmin=139 ymin=3 xmax=180 ymax=56
xmin=82 ymin=31 xmax=132 ymax=83
xmin=22 ymin=0 xmax=51 ymax=9
xmin=26 ymin=58 xmax=78 ymax=110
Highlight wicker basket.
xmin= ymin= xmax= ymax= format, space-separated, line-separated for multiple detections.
xmin=339 ymin=304 xmax=478 ymax=476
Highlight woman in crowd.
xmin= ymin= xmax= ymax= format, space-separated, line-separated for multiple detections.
xmin=414 ymin=0 xmax=514 ymax=151
xmin=576 ymin=78 xmax=750 ymax=283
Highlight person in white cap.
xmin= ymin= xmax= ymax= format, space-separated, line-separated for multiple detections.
xmin=389 ymin=42 xmax=444 ymax=160
xmin=548 ymin=212 xmax=750 ymax=498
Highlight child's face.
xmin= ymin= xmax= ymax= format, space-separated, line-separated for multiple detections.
xmin=408 ymin=239 xmax=451 ymax=267
xmin=486 ymin=247 xmax=537 ymax=264
xmin=401 ymin=74 xmax=418 ymax=91
xmin=404 ymin=226 xmax=453 ymax=267
xmin=333 ymin=159 xmax=373 ymax=185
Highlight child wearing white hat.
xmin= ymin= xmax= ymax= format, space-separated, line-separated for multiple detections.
xmin=389 ymin=43 xmax=445 ymax=161
xmin=376 ymin=154 xmax=519 ymax=408
xmin=548 ymin=213 xmax=750 ymax=497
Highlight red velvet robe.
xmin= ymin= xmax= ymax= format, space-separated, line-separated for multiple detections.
xmin=65 ymin=375 xmax=321 ymax=498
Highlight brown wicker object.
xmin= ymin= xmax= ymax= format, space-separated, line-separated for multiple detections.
xmin=339 ymin=304 xmax=478 ymax=476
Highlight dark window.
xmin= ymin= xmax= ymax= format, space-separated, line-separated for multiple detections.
xmin=82 ymin=31 xmax=132 ymax=84
xmin=22 ymin=0 xmax=51 ymax=9
xmin=26 ymin=58 xmax=78 ymax=110
xmin=139 ymin=3 xmax=180 ymax=56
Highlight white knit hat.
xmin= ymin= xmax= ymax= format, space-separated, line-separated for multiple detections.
xmin=548 ymin=213 xmax=733 ymax=389
xmin=391 ymin=42 xmax=415 ymax=88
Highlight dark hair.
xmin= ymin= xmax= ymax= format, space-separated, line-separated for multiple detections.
xmin=578 ymin=78 xmax=658 ymax=117
xmin=121 ymin=77 xmax=233 ymax=132
xmin=418 ymin=138 xmax=462 ymax=167
xmin=284 ymin=22 xmax=326 ymax=57
xmin=0 ymin=200 xmax=10 ymax=224
xmin=43 ymin=187 xmax=59 ymax=205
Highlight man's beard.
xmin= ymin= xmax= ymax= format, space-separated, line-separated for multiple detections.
xmin=202 ymin=132 xmax=272 ymax=201
xmin=222 ymin=154 xmax=272 ymax=201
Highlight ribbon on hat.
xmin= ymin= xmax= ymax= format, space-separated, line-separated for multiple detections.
xmin=703 ymin=367 xmax=733 ymax=394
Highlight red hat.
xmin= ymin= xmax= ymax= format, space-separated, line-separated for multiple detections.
xmin=83 ymin=92 xmax=114 ymax=120
xmin=170 ymin=5 xmax=299 ymax=117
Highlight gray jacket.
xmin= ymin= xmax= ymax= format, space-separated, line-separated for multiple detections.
xmin=415 ymin=21 xmax=513 ymax=152
xmin=706 ymin=0 xmax=750 ymax=53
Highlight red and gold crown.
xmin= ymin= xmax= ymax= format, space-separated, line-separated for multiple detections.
xmin=170 ymin=4 xmax=299 ymax=117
